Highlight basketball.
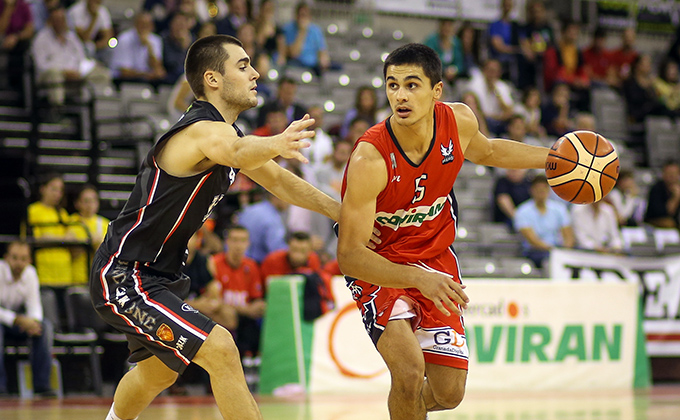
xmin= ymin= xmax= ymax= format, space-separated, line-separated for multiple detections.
xmin=545 ymin=130 xmax=620 ymax=204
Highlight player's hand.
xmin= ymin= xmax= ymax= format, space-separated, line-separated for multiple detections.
xmin=277 ymin=114 xmax=315 ymax=163
xmin=417 ymin=273 xmax=469 ymax=317
xmin=366 ymin=226 xmax=382 ymax=249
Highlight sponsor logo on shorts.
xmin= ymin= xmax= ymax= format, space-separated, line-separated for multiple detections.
xmin=181 ymin=303 xmax=199 ymax=313
xmin=157 ymin=323 xmax=175 ymax=342
xmin=123 ymin=301 xmax=157 ymax=330
xmin=115 ymin=287 xmax=130 ymax=308
xmin=176 ymin=335 xmax=188 ymax=351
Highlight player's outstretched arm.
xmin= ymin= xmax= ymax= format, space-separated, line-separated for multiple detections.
xmin=450 ymin=102 xmax=549 ymax=169
xmin=242 ymin=160 xmax=340 ymax=221
xmin=195 ymin=115 xmax=316 ymax=171
xmin=337 ymin=143 xmax=468 ymax=317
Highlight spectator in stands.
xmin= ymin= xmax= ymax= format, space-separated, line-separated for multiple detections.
xmin=237 ymin=21 xmax=271 ymax=81
xmin=667 ymin=24 xmax=680 ymax=68
xmin=571 ymin=201 xmax=623 ymax=253
xmin=654 ymin=58 xmax=680 ymax=114
xmin=514 ymin=86 xmax=545 ymax=138
xmin=622 ymin=54 xmax=675 ymax=124
xmin=27 ymin=173 xmax=74 ymax=285
xmin=340 ymin=85 xmax=379 ymax=140
xmin=493 ymin=168 xmax=531 ymax=229
xmin=215 ymin=0 xmax=248 ymax=37
xmin=460 ymin=90 xmax=491 ymax=137
xmin=195 ymin=0 xmax=228 ymax=26
xmin=543 ymin=19 xmax=590 ymax=111
xmin=67 ymin=0 xmax=114 ymax=63
xmin=583 ymin=26 xmax=616 ymax=88
xmin=0 ymin=0 xmax=34 ymax=88
xmin=645 ymin=160 xmax=680 ymax=229
xmin=252 ymin=105 xmax=288 ymax=136
xmin=27 ymin=0 xmax=55 ymax=32
xmin=0 ymin=241 xmax=55 ymax=398
xmin=605 ymin=169 xmax=646 ymax=227
xmin=238 ymin=189 xmax=288 ymax=263
xmin=31 ymin=5 xmax=110 ymax=110
xmin=541 ymin=83 xmax=575 ymax=137
xmin=283 ymin=1 xmax=335 ymax=76
xmin=304 ymin=104 xmax=334 ymax=168
xmin=110 ymin=11 xmax=167 ymax=84
xmin=458 ymin=22 xmax=480 ymax=78
xmin=253 ymin=0 xmax=286 ymax=67
xmin=143 ymin=0 xmax=178 ymax=33
xmin=256 ymin=76 xmax=307 ymax=127
xmin=504 ymin=114 xmax=542 ymax=147
xmin=424 ymin=18 xmax=465 ymax=86
xmin=517 ymin=0 xmax=554 ymax=89
xmin=162 ymin=12 xmax=193 ymax=84
xmin=515 ymin=174 xmax=574 ymax=268
xmin=68 ymin=185 xmax=108 ymax=285
xmin=468 ymin=58 xmax=515 ymax=135
xmin=208 ymin=225 xmax=265 ymax=355
xmin=343 ymin=116 xmax=371 ymax=144
xmin=487 ymin=0 xmax=519 ymax=82
xmin=610 ymin=27 xmax=639 ymax=86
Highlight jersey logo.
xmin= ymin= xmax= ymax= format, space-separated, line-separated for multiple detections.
xmin=440 ymin=139 xmax=455 ymax=164
xmin=375 ymin=196 xmax=447 ymax=230
xmin=202 ymin=193 xmax=224 ymax=223
xmin=391 ymin=175 xmax=401 ymax=183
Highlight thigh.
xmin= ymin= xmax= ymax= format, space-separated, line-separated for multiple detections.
xmin=135 ymin=355 xmax=179 ymax=384
xmin=376 ymin=319 xmax=425 ymax=376
xmin=425 ymin=363 xmax=467 ymax=397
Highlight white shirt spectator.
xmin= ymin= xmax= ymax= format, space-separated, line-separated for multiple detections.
xmin=110 ymin=28 xmax=163 ymax=77
xmin=0 ymin=260 xmax=42 ymax=327
xmin=302 ymin=128 xmax=334 ymax=173
xmin=67 ymin=0 xmax=112 ymax=41
xmin=468 ymin=71 xmax=514 ymax=119
xmin=31 ymin=25 xmax=87 ymax=76
xmin=571 ymin=202 xmax=623 ymax=251
xmin=607 ymin=187 xmax=646 ymax=226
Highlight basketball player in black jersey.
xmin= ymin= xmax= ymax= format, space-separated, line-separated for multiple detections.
xmin=91 ymin=35 xmax=339 ymax=420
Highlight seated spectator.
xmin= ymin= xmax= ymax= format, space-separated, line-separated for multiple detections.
xmin=517 ymin=0 xmax=554 ymax=89
xmin=504 ymin=114 xmax=542 ymax=147
xmin=514 ymin=86 xmax=546 ymax=138
xmin=343 ymin=116 xmax=371 ymax=144
xmin=252 ymin=105 xmax=288 ymax=136
xmin=493 ymin=168 xmax=532 ymax=229
xmin=162 ymin=12 xmax=193 ymax=84
xmin=582 ymin=26 xmax=615 ymax=88
xmin=645 ymin=160 xmax=680 ymax=229
xmin=31 ymin=5 xmax=110 ymax=111
xmin=322 ymin=258 xmax=341 ymax=277
xmin=468 ymin=59 xmax=515 ymax=135
xmin=110 ymin=11 xmax=166 ymax=84
xmin=622 ymin=54 xmax=675 ymax=124
xmin=458 ymin=22 xmax=481 ymax=78
xmin=67 ymin=0 xmax=114 ymax=63
xmin=238 ymin=189 xmax=288 ymax=264
xmin=487 ymin=0 xmax=520 ymax=83
xmin=254 ymin=0 xmax=286 ymax=68
xmin=605 ymin=169 xmax=646 ymax=226
xmin=340 ymin=85 xmax=379 ymax=140
xmin=423 ymin=18 xmax=465 ymax=86
xmin=0 ymin=0 xmax=34 ymax=88
xmin=256 ymin=76 xmax=307 ymax=127
xmin=0 ymin=241 xmax=55 ymax=397
xmin=177 ymin=0 xmax=198 ymax=33
xmin=27 ymin=173 xmax=74 ymax=285
xmin=515 ymin=175 xmax=574 ymax=268
xmin=208 ymin=225 xmax=265 ymax=355
xmin=541 ymin=83 xmax=575 ymax=137
xmin=195 ymin=0 xmax=227 ymax=26
xmin=654 ymin=58 xmax=680 ymax=114
xmin=543 ymin=19 xmax=590 ymax=110
xmin=282 ymin=1 xmax=337 ymax=76
xmin=304 ymin=105 xmax=334 ymax=169
xmin=610 ymin=27 xmax=639 ymax=86
xmin=460 ymin=90 xmax=490 ymax=137
xmin=237 ymin=21 xmax=272 ymax=81
xmin=260 ymin=231 xmax=334 ymax=318
xmin=215 ymin=0 xmax=248 ymax=37
xmin=68 ymin=185 xmax=108 ymax=284
xmin=571 ymin=201 xmax=623 ymax=253
xmin=143 ymin=0 xmax=178 ymax=33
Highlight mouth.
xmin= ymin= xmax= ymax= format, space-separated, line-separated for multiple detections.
xmin=395 ymin=106 xmax=411 ymax=118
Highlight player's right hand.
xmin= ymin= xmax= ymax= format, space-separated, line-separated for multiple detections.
xmin=417 ymin=273 xmax=469 ymax=317
xmin=277 ymin=114 xmax=315 ymax=163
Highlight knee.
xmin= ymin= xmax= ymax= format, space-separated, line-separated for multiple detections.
xmin=432 ymin=383 xmax=465 ymax=410
xmin=390 ymin=363 xmax=425 ymax=397
xmin=155 ymin=368 xmax=179 ymax=390
xmin=195 ymin=326 xmax=240 ymax=373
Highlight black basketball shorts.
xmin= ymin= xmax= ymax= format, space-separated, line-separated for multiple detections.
xmin=90 ymin=251 xmax=216 ymax=374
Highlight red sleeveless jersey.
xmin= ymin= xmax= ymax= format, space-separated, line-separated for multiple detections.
xmin=341 ymin=102 xmax=464 ymax=264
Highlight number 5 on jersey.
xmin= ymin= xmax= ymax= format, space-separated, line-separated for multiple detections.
xmin=412 ymin=175 xmax=427 ymax=204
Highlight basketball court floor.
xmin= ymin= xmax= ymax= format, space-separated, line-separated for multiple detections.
xmin=2 ymin=386 xmax=680 ymax=420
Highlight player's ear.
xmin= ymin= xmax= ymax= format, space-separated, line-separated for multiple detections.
xmin=433 ymin=81 xmax=443 ymax=101
xmin=204 ymin=70 xmax=219 ymax=90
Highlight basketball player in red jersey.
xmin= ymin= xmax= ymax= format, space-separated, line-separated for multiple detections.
xmin=337 ymin=43 xmax=551 ymax=419
xmin=92 ymin=35 xmax=338 ymax=420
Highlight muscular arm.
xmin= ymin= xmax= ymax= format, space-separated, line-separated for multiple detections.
xmin=450 ymin=102 xmax=549 ymax=169
xmin=242 ymin=160 xmax=339 ymax=221
xmin=337 ymin=143 xmax=468 ymax=316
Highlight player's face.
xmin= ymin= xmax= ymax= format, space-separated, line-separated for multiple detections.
xmin=385 ymin=64 xmax=442 ymax=128
xmin=218 ymin=44 xmax=260 ymax=110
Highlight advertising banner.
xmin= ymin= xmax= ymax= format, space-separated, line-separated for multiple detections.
xmin=374 ymin=0 xmax=524 ymax=22
xmin=549 ymin=248 xmax=680 ymax=356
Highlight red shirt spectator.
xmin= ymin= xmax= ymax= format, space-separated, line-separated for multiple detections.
xmin=610 ymin=27 xmax=639 ymax=83
xmin=583 ymin=27 xmax=614 ymax=84
xmin=322 ymin=259 xmax=342 ymax=277
xmin=212 ymin=253 xmax=263 ymax=307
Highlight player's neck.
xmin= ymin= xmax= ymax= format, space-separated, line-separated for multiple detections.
xmin=202 ymin=94 xmax=239 ymax=124
xmin=389 ymin=114 xmax=434 ymax=154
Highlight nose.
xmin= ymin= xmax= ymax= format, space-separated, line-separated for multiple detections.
xmin=395 ymin=87 xmax=408 ymax=102
xmin=252 ymin=68 xmax=260 ymax=81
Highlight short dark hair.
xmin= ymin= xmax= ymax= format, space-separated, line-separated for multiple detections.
xmin=287 ymin=231 xmax=310 ymax=243
xmin=224 ymin=224 xmax=249 ymax=237
xmin=185 ymin=35 xmax=243 ymax=98
xmin=531 ymin=174 xmax=548 ymax=187
xmin=383 ymin=43 xmax=442 ymax=88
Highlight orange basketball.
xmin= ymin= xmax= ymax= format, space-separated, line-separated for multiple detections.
xmin=545 ymin=131 xmax=619 ymax=204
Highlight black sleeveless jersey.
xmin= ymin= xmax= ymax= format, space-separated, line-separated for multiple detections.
xmin=100 ymin=101 xmax=241 ymax=275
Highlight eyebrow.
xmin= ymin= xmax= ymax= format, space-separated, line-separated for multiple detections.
xmin=237 ymin=57 xmax=251 ymax=66
xmin=385 ymin=75 xmax=423 ymax=82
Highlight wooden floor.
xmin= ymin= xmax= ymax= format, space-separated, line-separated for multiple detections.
xmin=2 ymin=386 xmax=680 ymax=420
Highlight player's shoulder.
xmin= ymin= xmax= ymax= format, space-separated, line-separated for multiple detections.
xmin=442 ymin=101 xmax=475 ymax=121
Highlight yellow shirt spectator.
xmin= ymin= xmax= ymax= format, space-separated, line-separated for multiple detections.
xmin=28 ymin=201 xmax=73 ymax=285
xmin=69 ymin=213 xmax=109 ymax=284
